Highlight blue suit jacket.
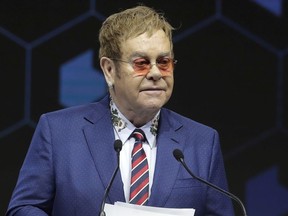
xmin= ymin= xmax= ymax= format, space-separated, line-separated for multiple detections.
xmin=6 ymin=95 xmax=234 ymax=216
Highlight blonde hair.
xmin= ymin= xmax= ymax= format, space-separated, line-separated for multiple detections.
xmin=98 ymin=5 xmax=174 ymax=59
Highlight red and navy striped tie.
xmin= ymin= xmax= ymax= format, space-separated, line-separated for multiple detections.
xmin=129 ymin=129 xmax=149 ymax=205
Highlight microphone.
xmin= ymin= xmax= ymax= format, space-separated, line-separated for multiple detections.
xmin=99 ymin=139 xmax=123 ymax=216
xmin=173 ymin=149 xmax=247 ymax=216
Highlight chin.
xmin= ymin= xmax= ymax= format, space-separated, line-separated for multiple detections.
xmin=142 ymin=100 xmax=164 ymax=110
xmin=140 ymin=94 xmax=169 ymax=109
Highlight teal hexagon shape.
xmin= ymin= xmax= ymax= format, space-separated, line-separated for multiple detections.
xmin=59 ymin=49 xmax=107 ymax=107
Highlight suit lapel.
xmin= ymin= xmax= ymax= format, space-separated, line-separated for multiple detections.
xmin=82 ymin=98 xmax=185 ymax=207
xmin=147 ymin=110 xmax=185 ymax=207
xmin=83 ymin=97 xmax=125 ymax=204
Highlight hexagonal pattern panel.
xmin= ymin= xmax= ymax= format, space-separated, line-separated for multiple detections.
xmin=170 ymin=21 xmax=277 ymax=151
xmin=0 ymin=34 xmax=26 ymax=131
xmin=0 ymin=1 xmax=287 ymax=215
xmin=222 ymin=0 xmax=288 ymax=49
xmin=30 ymin=17 xmax=103 ymax=122
xmin=0 ymin=0 xmax=90 ymax=42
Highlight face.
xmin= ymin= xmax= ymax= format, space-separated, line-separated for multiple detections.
xmin=103 ymin=30 xmax=174 ymax=119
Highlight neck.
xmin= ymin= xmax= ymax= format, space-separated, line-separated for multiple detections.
xmin=110 ymin=94 xmax=160 ymax=128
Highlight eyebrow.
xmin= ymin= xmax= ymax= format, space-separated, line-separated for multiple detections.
xmin=128 ymin=51 xmax=172 ymax=59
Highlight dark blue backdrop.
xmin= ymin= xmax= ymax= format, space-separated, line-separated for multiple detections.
xmin=1 ymin=0 xmax=288 ymax=215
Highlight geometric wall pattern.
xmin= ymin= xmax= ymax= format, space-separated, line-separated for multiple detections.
xmin=1 ymin=0 xmax=288 ymax=215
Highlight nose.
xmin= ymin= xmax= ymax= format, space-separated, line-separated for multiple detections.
xmin=146 ymin=63 xmax=162 ymax=80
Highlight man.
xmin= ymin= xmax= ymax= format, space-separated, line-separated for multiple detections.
xmin=6 ymin=5 xmax=234 ymax=216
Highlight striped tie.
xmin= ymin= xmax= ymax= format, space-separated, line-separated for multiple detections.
xmin=129 ymin=129 xmax=149 ymax=205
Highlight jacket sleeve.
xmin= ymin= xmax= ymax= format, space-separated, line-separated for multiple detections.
xmin=6 ymin=114 xmax=54 ymax=216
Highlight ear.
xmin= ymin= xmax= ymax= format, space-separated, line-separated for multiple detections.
xmin=100 ymin=57 xmax=116 ymax=87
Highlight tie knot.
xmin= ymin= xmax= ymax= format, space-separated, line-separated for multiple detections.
xmin=132 ymin=129 xmax=146 ymax=142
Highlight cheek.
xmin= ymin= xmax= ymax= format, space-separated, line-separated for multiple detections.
xmin=166 ymin=76 xmax=174 ymax=88
xmin=132 ymin=71 xmax=148 ymax=77
xmin=160 ymin=71 xmax=173 ymax=77
xmin=120 ymin=78 xmax=141 ymax=96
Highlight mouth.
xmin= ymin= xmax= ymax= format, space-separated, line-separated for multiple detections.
xmin=140 ymin=88 xmax=165 ymax=95
xmin=140 ymin=86 xmax=165 ymax=91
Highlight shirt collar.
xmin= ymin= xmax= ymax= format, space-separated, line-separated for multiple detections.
xmin=110 ymin=99 xmax=160 ymax=148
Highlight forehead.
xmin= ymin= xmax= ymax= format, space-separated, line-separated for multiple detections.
xmin=121 ymin=30 xmax=172 ymax=58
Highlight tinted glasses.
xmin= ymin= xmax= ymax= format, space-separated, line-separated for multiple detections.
xmin=112 ymin=57 xmax=177 ymax=77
